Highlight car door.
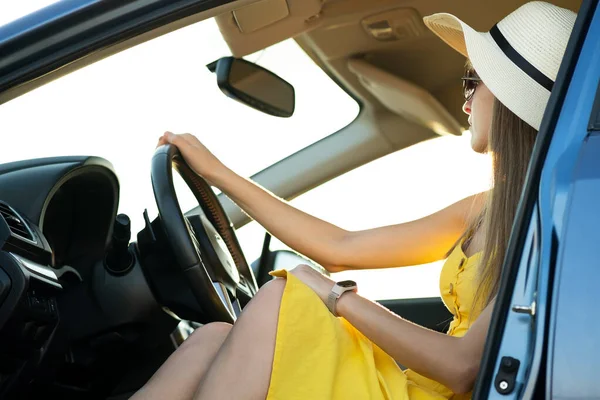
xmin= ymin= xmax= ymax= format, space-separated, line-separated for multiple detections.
xmin=473 ymin=0 xmax=600 ymax=398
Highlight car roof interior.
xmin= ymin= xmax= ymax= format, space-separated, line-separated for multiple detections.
xmin=217 ymin=0 xmax=580 ymax=128
xmin=207 ymin=0 xmax=582 ymax=226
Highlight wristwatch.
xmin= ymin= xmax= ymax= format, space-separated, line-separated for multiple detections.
xmin=326 ymin=280 xmax=357 ymax=317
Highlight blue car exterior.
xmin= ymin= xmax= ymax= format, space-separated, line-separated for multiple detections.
xmin=474 ymin=0 xmax=600 ymax=398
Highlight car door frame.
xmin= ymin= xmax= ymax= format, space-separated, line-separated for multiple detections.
xmin=473 ymin=0 xmax=600 ymax=398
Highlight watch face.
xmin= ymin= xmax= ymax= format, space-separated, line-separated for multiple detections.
xmin=337 ymin=280 xmax=357 ymax=288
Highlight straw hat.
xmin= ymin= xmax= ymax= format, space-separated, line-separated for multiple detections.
xmin=424 ymin=1 xmax=576 ymax=130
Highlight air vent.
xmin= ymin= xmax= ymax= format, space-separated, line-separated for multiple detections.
xmin=0 ymin=202 xmax=35 ymax=243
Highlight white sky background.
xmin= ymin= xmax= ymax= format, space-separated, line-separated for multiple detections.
xmin=0 ymin=0 xmax=59 ymax=26
xmin=0 ymin=3 xmax=492 ymax=300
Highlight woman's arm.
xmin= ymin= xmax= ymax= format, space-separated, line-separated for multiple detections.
xmin=161 ymin=132 xmax=484 ymax=272
xmin=337 ymin=291 xmax=494 ymax=394
xmin=289 ymin=265 xmax=494 ymax=394
xmin=215 ymin=167 xmax=483 ymax=271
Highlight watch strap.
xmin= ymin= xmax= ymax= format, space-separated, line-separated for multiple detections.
xmin=326 ymin=281 xmax=357 ymax=317
xmin=326 ymin=290 xmax=340 ymax=317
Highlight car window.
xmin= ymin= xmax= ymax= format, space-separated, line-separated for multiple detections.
xmin=236 ymin=135 xmax=492 ymax=300
xmin=0 ymin=17 xmax=359 ymax=234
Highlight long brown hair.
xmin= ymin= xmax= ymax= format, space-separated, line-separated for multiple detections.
xmin=470 ymin=97 xmax=538 ymax=313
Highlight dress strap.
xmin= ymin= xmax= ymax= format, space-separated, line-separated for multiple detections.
xmin=463 ymin=214 xmax=484 ymax=253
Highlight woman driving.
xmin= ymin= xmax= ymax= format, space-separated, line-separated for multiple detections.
xmin=133 ymin=2 xmax=576 ymax=399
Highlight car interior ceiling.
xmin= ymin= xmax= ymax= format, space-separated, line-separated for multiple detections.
xmin=217 ymin=0 xmax=581 ymax=135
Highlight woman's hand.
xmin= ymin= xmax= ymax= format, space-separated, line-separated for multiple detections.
xmin=288 ymin=264 xmax=336 ymax=303
xmin=157 ymin=131 xmax=226 ymax=182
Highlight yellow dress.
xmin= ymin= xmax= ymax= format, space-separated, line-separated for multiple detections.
xmin=266 ymin=242 xmax=482 ymax=400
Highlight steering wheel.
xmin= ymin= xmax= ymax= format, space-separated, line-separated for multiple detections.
xmin=150 ymin=144 xmax=258 ymax=323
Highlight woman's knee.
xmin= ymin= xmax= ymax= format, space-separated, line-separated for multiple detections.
xmin=253 ymin=277 xmax=286 ymax=304
xmin=236 ymin=277 xmax=286 ymax=320
xmin=182 ymin=322 xmax=232 ymax=349
xmin=262 ymin=277 xmax=286 ymax=293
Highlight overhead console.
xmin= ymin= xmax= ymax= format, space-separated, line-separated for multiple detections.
xmin=215 ymin=0 xmax=324 ymax=56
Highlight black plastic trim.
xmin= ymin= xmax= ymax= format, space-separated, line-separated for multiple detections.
xmin=588 ymin=80 xmax=600 ymax=131
xmin=0 ymin=268 xmax=10 ymax=305
xmin=378 ymin=297 xmax=452 ymax=333
xmin=0 ymin=252 xmax=27 ymax=330
xmin=255 ymin=232 xmax=273 ymax=287
xmin=472 ymin=0 xmax=599 ymax=397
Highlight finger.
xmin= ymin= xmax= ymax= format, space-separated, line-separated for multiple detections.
xmin=156 ymin=136 xmax=167 ymax=148
xmin=165 ymin=131 xmax=180 ymax=145
xmin=157 ymin=132 xmax=168 ymax=141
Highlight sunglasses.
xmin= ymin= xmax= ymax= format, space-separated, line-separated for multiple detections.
xmin=461 ymin=69 xmax=482 ymax=101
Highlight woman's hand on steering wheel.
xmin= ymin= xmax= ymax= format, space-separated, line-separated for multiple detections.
xmin=158 ymin=131 xmax=225 ymax=183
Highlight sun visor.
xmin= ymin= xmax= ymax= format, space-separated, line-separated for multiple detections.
xmin=348 ymin=59 xmax=463 ymax=136
xmin=215 ymin=0 xmax=323 ymax=57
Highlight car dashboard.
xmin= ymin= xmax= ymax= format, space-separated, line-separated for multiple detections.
xmin=0 ymin=156 xmax=178 ymax=399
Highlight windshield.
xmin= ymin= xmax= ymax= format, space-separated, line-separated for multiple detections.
xmin=0 ymin=17 xmax=359 ymax=233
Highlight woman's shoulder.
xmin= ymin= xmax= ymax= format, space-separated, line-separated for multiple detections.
xmin=450 ymin=191 xmax=488 ymax=226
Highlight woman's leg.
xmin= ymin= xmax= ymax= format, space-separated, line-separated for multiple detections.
xmin=131 ymin=322 xmax=232 ymax=400
xmin=193 ymin=278 xmax=286 ymax=400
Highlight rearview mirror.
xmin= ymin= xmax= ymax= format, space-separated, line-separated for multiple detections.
xmin=207 ymin=57 xmax=295 ymax=118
